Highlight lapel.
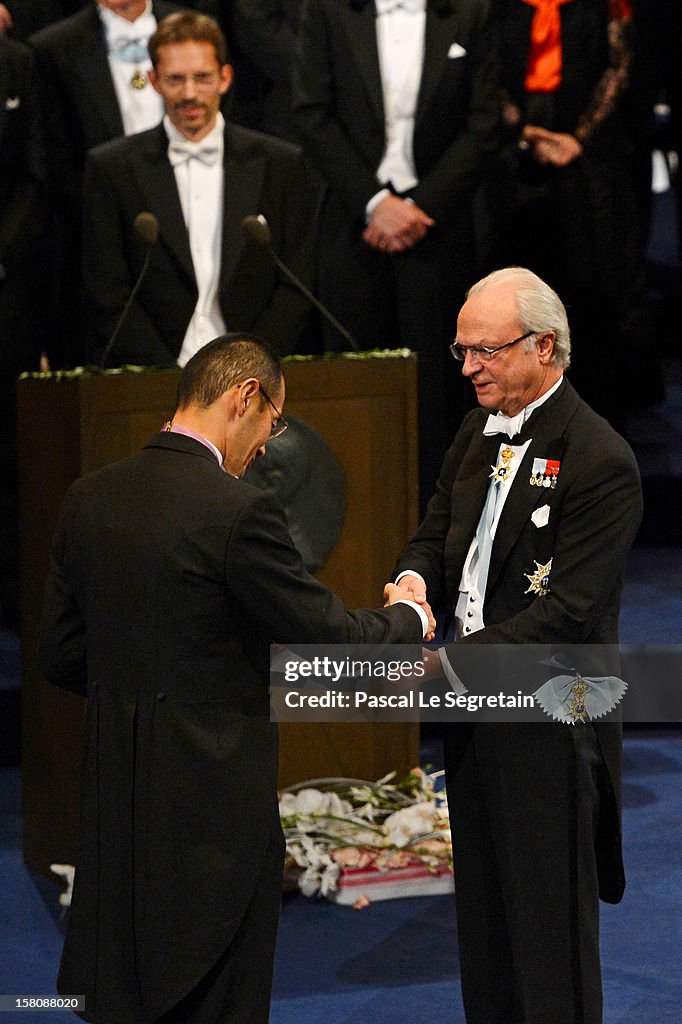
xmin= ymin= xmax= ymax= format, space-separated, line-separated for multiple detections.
xmin=78 ymin=6 xmax=124 ymax=140
xmin=219 ymin=123 xmax=268 ymax=294
xmin=416 ymin=0 xmax=456 ymax=123
xmin=0 ymin=42 xmax=8 ymax=148
xmin=340 ymin=1 xmax=384 ymax=123
xmin=131 ymin=124 xmax=195 ymax=282
xmin=486 ymin=379 xmax=579 ymax=597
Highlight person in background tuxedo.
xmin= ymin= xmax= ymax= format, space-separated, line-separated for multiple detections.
xmin=393 ymin=267 xmax=642 ymax=1024
xmin=0 ymin=0 xmax=83 ymax=41
xmin=29 ymin=0 xmax=179 ymax=366
xmin=83 ymin=10 xmax=317 ymax=366
xmin=482 ymin=0 xmax=655 ymax=427
xmin=292 ymin=0 xmax=500 ymax=507
xmin=630 ymin=0 xmax=682 ymax=312
xmin=0 ymin=35 xmax=46 ymax=625
xmin=233 ymin=0 xmax=303 ymax=140
xmin=30 ymin=0 xmax=179 ymax=199
xmin=39 ymin=333 xmax=433 ymax=1024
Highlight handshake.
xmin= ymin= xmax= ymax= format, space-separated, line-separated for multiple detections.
xmin=383 ymin=573 xmax=436 ymax=643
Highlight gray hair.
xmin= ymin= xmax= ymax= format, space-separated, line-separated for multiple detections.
xmin=466 ymin=267 xmax=571 ymax=369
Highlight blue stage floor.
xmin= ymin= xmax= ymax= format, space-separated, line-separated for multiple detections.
xmin=1 ymin=728 xmax=680 ymax=1024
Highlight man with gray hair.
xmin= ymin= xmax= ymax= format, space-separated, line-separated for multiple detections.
xmin=392 ymin=267 xmax=642 ymax=1023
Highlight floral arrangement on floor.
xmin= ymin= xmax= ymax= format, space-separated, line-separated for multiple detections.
xmin=279 ymin=768 xmax=452 ymax=906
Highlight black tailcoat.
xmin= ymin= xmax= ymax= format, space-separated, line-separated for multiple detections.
xmin=82 ymin=121 xmax=318 ymax=364
xmin=394 ymin=379 xmax=643 ymax=1019
xmin=40 ymin=432 xmax=423 ymax=1023
xmin=291 ymin=0 xmax=501 ymax=500
xmin=29 ymin=1 xmax=178 ymax=213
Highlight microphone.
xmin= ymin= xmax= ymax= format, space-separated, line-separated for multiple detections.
xmin=241 ymin=214 xmax=359 ymax=352
xmin=133 ymin=210 xmax=159 ymax=247
xmin=99 ymin=211 xmax=160 ymax=370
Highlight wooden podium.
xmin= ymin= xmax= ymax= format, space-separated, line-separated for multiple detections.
xmin=18 ymin=355 xmax=421 ymax=875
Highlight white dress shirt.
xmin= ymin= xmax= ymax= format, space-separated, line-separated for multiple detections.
xmin=165 ymin=113 xmax=227 ymax=367
xmin=100 ymin=1 xmax=163 ymax=136
xmin=455 ymin=375 xmax=564 ymax=635
xmin=367 ymin=0 xmax=426 ymax=217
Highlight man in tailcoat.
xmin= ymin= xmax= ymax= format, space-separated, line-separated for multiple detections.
xmin=39 ymin=333 xmax=434 ymax=1024
xmin=233 ymin=0 xmax=304 ymax=140
xmin=29 ymin=0 xmax=179 ymax=366
xmin=29 ymin=0 xmax=179 ymax=211
xmin=292 ymin=0 xmax=500 ymax=504
xmin=82 ymin=10 xmax=316 ymax=367
xmin=393 ymin=267 xmax=643 ymax=1023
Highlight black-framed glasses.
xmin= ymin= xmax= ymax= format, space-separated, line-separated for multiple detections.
xmin=258 ymin=383 xmax=288 ymax=438
xmin=449 ymin=330 xmax=538 ymax=364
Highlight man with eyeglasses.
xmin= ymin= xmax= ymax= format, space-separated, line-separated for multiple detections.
xmin=81 ymin=10 xmax=318 ymax=368
xmin=39 ymin=333 xmax=435 ymax=1024
xmin=392 ymin=267 xmax=642 ymax=1024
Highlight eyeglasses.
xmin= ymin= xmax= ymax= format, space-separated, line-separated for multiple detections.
xmin=449 ymin=330 xmax=538 ymax=364
xmin=157 ymin=72 xmax=221 ymax=91
xmin=258 ymin=383 xmax=288 ymax=438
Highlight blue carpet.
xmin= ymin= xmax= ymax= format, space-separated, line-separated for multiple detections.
xmin=619 ymin=549 xmax=682 ymax=644
xmin=2 ymin=730 xmax=680 ymax=1023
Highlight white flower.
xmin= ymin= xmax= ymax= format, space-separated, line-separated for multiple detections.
xmin=294 ymin=835 xmax=340 ymax=897
xmin=278 ymin=770 xmax=453 ymax=901
xmin=383 ymin=802 xmax=438 ymax=848
xmin=299 ymin=859 xmax=340 ymax=898
xmin=279 ymin=788 xmax=353 ymax=818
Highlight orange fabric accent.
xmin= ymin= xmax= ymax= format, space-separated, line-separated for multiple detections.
xmin=523 ymin=0 xmax=573 ymax=93
xmin=608 ymin=0 xmax=632 ymax=17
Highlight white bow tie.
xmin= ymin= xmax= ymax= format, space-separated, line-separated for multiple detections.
xmin=375 ymin=0 xmax=424 ymax=15
xmin=110 ymin=36 xmax=149 ymax=63
xmin=168 ymin=140 xmax=221 ymax=167
xmin=483 ymin=411 xmax=527 ymax=438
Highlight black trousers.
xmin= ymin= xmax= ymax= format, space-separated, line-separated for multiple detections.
xmin=444 ymin=722 xmax=609 ymax=1024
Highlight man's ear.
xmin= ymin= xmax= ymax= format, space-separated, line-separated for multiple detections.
xmin=536 ymin=331 xmax=556 ymax=364
xmin=219 ymin=63 xmax=234 ymax=96
xmin=236 ymin=378 xmax=260 ymax=413
xmin=148 ymin=68 xmax=162 ymax=95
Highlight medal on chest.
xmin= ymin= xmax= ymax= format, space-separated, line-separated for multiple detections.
xmin=490 ymin=445 xmax=516 ymax=483
xmin=530 ymin=457 xmax=560 ymax=489
xmin=524 ymin=557 xmax=552 ymax=597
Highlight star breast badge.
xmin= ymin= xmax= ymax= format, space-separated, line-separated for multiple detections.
xmin=524 ymin=558 xmax=552 ymax=597
xmin=490 ymin=445 xmax=516 ymax=483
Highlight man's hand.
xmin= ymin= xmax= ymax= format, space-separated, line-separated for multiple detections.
xmin=386 ymin=573 xmax=427 ymax=605
xmin=523 ymin=124 xmax=583 ymax=168
xmin=0 ymin=3 xmax=13 ymax=33
xmin=363 ymin=194 xmax=435 ymax=253
xmin=384 ymin=580 xmax=436 ymax=641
